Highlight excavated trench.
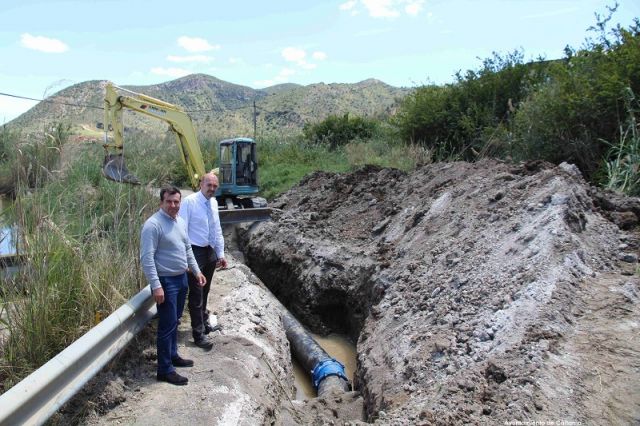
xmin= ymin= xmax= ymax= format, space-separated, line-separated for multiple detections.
xmin=241 ymin=253 xmax=374 ymax=341
xmin=235 ymin=160 xmax=640 ymax=424
xmin=235 ymin=226 xmax=375 ymax=422
xmin=228 ymin=226 xmax=361 ymax=398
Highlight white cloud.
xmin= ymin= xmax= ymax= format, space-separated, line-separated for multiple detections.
xmin=282 ymin=47 xmax=306 ymax=63
xmin=362 ymin=0 xmax=400 ymax=18
xmin=177 ymin=36 xmax=220 ymax=53
xmin=150 ymin=67 xmax=191 ymax=77
xmin=340 ymin=0 xmax=426 ymax=18
xmin=282 ymin=47 xmax=321 ymax=69
xmin=228 ymin=57 xmax=244 ymax=65
xmin=167 ymin=55 xmax=213 ymax=63
xmin=312 ymin=51 xmax=327 ymax=61
xmin=20 ymin=33 xmax=69 ymax=53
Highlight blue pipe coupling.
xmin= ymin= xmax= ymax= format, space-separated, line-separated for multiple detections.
xmin=311 ymin=358 xmax=349 ymax=390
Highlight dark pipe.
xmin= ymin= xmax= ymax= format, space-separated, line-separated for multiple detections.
xmin=282 ymin=312 xmax=350 ymax=396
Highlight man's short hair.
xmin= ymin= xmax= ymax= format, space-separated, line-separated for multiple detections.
xmin=160 ymin=185 xmax=182 ymax=201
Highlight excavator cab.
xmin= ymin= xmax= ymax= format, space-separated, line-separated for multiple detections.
xmin=215 ymin=138 xmax=269 ymax=224
xmin=218 ymin=138 xmax=258 ymax=196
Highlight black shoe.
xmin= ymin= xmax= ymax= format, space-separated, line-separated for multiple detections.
xmin=171 ymin=356 xmax=194 ymax=367
xmin=157 ymin=371 xmax=188 ymax=385
xmin=204 ymin=323 xmax=222 ymax=334
xmin=194 ymin=336 xmax=214 ymax=349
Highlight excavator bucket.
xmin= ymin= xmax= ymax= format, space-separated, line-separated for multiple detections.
xmin=102 ymin=153 xmax=141 ymax=185
xmin=218 ymin=207 xmax=271 ymax=225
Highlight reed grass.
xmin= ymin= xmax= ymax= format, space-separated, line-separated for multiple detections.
xmin=603 ymin=90 xmax=640 ymax=196
xmin=0 ymin=133 xmax=156 ymax=389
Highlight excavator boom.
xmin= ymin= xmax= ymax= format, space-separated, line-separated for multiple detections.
xmin=103 ymin=83 xmax=206 ymax=190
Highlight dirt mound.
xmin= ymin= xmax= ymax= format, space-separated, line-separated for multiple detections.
xmin=241 ymin=159 xmax=640 ymax=424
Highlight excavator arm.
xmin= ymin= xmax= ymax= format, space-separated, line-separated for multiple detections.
xmin=102 ymin=82 xmax=206 ymax=190
xmin=102 ymin=83 xmax=271 ymax=225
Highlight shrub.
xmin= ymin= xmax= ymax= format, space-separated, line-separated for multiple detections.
xmin=512 ymin=15 xmax=640 ymax=178
xmin=393 ymin=50 xmax=549 ymax=160
xmin=302 ymin=113 xmax=379 ymax=150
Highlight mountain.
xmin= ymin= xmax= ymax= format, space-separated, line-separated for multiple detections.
xmin=8 ymin=74 xmax=411 ymax=139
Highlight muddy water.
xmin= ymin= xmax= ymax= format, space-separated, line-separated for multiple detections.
xmin=292 ymin=332 xmax=357 ymax=399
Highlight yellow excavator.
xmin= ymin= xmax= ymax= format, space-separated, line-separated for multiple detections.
xmin=102 ymin=82 xmax=270 ymax=224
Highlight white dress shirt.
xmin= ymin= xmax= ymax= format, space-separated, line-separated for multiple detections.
xmin=178 ymin=191 xmax=224 ymax=260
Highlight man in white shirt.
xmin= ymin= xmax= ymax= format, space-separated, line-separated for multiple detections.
xmin=178 ymin=173 xmax=228 ymax=349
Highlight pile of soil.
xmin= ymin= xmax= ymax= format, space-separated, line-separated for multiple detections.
xmin=240 ymin=159 xmax=640 ymax=424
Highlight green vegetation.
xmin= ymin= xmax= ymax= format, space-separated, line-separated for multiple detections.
xmin=0 ymin=122 xmax=71 ymax=194
xmin=512 ymin=15 xmax=640 ymax=180
xmin=603 ymin=89 xmax=640 ymax=195
xmin=258 ymin=125 xmax=432 ymax=199
xmin=302 ymin=113 xmax=379 ymax=150
xmin=0 ymin=129 xmax=156 ymax=389
xmin=392 ymin=50 xmax=550 ymax=161
xmin=392 ymin=7 xmax=640 ymax=190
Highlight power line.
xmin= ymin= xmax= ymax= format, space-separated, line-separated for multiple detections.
xmin=0 ymin=92 xmax=102 ymax=110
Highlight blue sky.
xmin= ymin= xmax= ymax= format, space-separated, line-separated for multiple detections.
xmin=0 ymin=0 xmax=638 ymax=123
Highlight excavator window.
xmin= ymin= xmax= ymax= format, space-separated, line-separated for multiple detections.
xmin=235 ymin=142 xmax=256 ymax=186
xmin=219 ymin=144 xmax=233 ymax=184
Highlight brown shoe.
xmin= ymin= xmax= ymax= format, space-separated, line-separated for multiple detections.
xmin=157 ymin=371 xmax=188 ymax=385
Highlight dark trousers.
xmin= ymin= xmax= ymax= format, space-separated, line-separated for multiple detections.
xmin=156 ymin=273 xmax=188 ymax=375
xmin=188 ymin=245 xmax=216 ymax=340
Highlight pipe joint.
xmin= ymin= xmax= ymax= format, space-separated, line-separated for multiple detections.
xmin=311 ymin=358 xmax=348 ymax=390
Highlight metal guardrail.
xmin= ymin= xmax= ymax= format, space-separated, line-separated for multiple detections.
xmin=0 ymin=285 xmax=156 ymax=425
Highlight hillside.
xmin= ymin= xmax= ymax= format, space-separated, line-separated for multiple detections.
xmin=7 ymin=74 xmax=410 ymax=139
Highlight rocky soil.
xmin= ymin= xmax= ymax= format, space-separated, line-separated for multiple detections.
xmin=240 ymin=159 xmax=640 ymax=424
xmin=54 ymin=159 xmax=639 ymax=425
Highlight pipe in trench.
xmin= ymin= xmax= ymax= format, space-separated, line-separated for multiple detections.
xmin=282 ymin=311 xmax=351 ymax=396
